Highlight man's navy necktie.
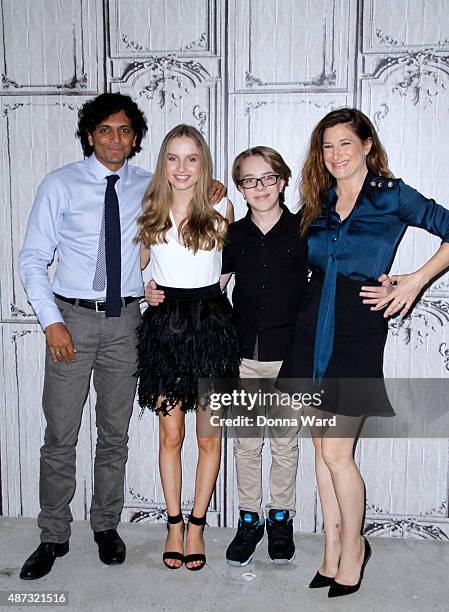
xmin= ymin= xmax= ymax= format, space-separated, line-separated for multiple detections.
xmin=103 ymin=174 xmax=121 ymax=317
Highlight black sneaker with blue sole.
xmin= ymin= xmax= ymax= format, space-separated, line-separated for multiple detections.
xmin=266 ymin=509 xmax=295 ymax=564
xmin=226 ymin=510 xmax=265 ymax=567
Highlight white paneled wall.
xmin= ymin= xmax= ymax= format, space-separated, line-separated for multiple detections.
xmin=1 ymin=0 xmax=448 ymax=538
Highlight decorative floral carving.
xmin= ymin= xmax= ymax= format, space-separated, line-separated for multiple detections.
xmin=313 ymin=70 xmax=337 ymax=86
xmin=245 ymin=69 xmax=336 ymax=89
xmin=11 ymin=329 xmax=35 ymax=343
xmin=373 ymin=103 xmax=389 ymax=129
xmin=244 ymin=99 xmax=336 ymax=118
xmin=10 ymin=303 xmax=35 ymax=318
xmin=130 ymin=508 xmax=167 ymax=523
xmin=2 ymin=104 xmax=24 ymax=117
xmin=1 ymin=74 xmax=19 ymax=89
xmin=421 ymin=501 xmax=448 ymax=517
xmin=386 ymin=50 xmax=449 ymax=107
xmin=244 ymin=101 xmax=267 ymax=116
xmin=181 ymin=32 xmax=207 ymax=51
xmin=57 ymin=73 xmax=88 ymax=90
xmin=122 ymin=32 xmax=208 ymax=54
xmin=365 ymin=519 xmax=449 ymax=540
xmin=192 ymin=104 xmax=208 ymax=134
xmin=128 ymin=487 xmax=154 ymax=504
xmin=375 ymin=27 xmax=404 ymax=47
xmin=245 ymin=71 xmax=265 ymax=88
xmin=121 ymin=34 xmax=152 ymax=54
xmin=119 ymin=56 xmax=209 ymax=112
xmin=388 ymin=298 xmax=449 ymax=347
xmin=439 ymin=343 xmax=449 ymax=370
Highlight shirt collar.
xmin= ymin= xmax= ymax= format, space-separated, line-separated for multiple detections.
xmin=86 ymin=153 xmax=129 ymax=184
xmin=242 ymin=203 xmax=288 ymax=235
xmin=325 ymin=169 xmax=374 ymax=209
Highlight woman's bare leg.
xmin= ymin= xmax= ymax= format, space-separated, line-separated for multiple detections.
xmin=321 ymin=415 xmax=365 ymax=586
xmin=311 ymin=426 xmax=342 ymax=577
xmin=158 ymin=402 xmax=186 ymax=568
xmin=184 ymin=408 xmax=222 ymax=569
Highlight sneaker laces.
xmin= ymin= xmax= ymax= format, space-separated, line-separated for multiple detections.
xmin=268 ymin=512 xmax=292 ymax=544
xmin=236 ymin=516 xmax=262 ymax=547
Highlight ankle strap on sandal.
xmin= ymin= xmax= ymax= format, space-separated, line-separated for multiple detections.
xmin=188 ymin=513 xmax=207 ymax=526
xmin=167 ymin=513 xmax=184 ymax=524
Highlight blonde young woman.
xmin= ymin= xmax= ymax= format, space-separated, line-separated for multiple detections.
xmin=136 ymin=125 xmax=240 ymax=571
xmin=278 ymin=108 xmax=449 ymax=597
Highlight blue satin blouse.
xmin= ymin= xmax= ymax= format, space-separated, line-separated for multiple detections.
xmin=308 ymin=171 xmax=449 ymax=379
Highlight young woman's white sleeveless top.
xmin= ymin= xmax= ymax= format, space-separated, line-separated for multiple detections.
xmin=149 ymin=198 xmax=228 ymax=288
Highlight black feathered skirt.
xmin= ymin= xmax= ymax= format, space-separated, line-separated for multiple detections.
xmin=136 ymin=283 xmax=241 ymax=415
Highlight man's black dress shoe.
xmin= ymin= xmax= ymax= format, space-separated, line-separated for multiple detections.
xmin=94 ymin=529 xmax=126 ymax=565
xmin=20 ymin=542 xmax=69 ymax=580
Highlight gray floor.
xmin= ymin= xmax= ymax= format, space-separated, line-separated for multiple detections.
xmin=0 ymin=517 xmax=447 ymax=612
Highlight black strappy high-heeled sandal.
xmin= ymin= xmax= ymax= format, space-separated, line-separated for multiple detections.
xmin=162 ymin=513 xmax=185 ymax=570
xmin=184 ymin=513 xmax=207 ymax=571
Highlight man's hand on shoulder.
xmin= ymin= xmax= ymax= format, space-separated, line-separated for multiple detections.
xmin=145 ymin=280 xmax=165 ymax=306
xmin=209 ymin=179 xmax=227 ymax=204
xmin=45 ymin=322 xmax=77 ymax=363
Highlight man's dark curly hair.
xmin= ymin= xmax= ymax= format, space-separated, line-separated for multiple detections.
xmin=76 ymin=93 xmax=148 ymax=158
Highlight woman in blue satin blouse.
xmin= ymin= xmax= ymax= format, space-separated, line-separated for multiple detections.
xmin=278 ymin=108 xmax=449 ymax=597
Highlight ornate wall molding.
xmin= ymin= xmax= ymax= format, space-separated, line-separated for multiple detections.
xmin=230 ymin=0 xmax=355 ymax=93
xmin=112 ymin=57 xmax=210 ymax=112
xmin=368 ymin=49 xmax=449 ymax=108
xmin=0 ymin=0 xmax=101 ymax=95
xmin=108 ymin=0 xmax=216 ymax=58
xmin=388 ymin=297 xmax=449 ymax=350
xmin=365 ymin=518 xmax=449 ymax=539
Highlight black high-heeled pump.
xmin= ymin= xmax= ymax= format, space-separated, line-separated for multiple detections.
xmin=309 ymin=571 xmax=335 ymax=588
xmin=328 ymin=536 xmax=371 ymax=598
xmin=162 ymin=513 xmax=185 ymax=570
xmin=184 ymin=513 xmax=207 ymax=571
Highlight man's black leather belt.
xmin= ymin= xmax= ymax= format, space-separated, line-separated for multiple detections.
xmin=54 ymin=293 xmax=139 ymax=312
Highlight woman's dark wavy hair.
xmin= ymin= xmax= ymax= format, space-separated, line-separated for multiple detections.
xmin=76 ymin=93 xmax=148 ymax=158
xmin=300 ymin=107 xmax=393 ymax=235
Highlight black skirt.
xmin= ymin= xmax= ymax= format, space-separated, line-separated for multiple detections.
xmin=278 ymin=271 xmax=394 ymax=417
xmin=136 ymin=283 xmax=241 ymax=415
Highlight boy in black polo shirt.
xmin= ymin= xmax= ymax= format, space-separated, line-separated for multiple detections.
xmin=221 ymin=147 xmax=307 ymax=566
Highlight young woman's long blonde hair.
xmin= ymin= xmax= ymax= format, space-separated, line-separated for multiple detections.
xmin=136 ymin=124 xmax=227 ymax=253
xmin=300 ymin=107 xmax=393 ymax=235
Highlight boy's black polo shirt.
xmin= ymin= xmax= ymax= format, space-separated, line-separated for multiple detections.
xmin=222 ymin=205 xmax=308 ymax=361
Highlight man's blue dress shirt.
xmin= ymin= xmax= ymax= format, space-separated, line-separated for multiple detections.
xmin=308 ymin=171 xmax=449 ymax=379
xmin=19 ymin=154 xmax=152 ymax=330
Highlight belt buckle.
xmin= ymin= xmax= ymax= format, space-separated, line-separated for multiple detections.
xmin=95 ymin=300 xmax=105 ymax=312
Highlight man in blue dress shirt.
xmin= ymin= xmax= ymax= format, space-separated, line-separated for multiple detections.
xmin=18 ymin=93 xmax=152 ymax=580
xmin=19 ymin=92 xmax=226 ymax=580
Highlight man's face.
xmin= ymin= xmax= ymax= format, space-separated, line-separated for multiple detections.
xmin=87 ymin=110 xmax=136 ymax=171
